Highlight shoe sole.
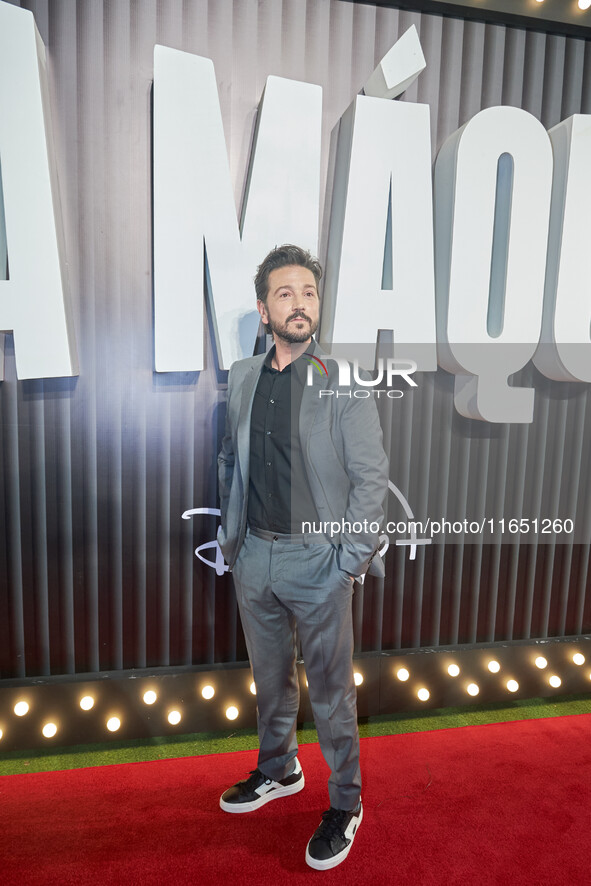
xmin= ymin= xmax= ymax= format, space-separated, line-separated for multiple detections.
xmin=305 ymin=804 xmax=363 ymax=871
xmin=219 ymin=772 xmax=305 ymax=813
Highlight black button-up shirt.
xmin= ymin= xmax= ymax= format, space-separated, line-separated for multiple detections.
xmin=247 ymin=347 xmax=318 ymax=533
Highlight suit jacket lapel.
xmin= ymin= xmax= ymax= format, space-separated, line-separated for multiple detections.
xmin=237 ymin=357 xmax=265 ymax=490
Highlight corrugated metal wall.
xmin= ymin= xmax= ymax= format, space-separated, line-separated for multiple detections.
xmin=0 ymin=0 xmax=589 ymax=680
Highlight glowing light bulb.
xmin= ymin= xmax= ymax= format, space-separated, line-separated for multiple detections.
xmin=168 ymin=710 xmax=182 ymax=726
xmin=0 ymin=729 xmax=3 ymax=740
xmin=467 ymin=683 xmax=480 ymax=697
xmin=487 ymin=660 xmax=500 ymax=674
xmin=417 ymin=688 xmax=430 ymax=701
xmin=42 ymin=723 xmax=58 ymax=738
xmin=225 ymin=706 xmax=239 ymax=721
xmin=14 ymin=701 xmax=29 ymax=717
xmin=397 ymin=668 xmax=410 ymax=682
xmin=535 ymin=656 xmax=548 ymax=669
xmin=573 ymin=653 xmax=585 ymax=666
xmin=354 ymin=672 xmax=363 ymax=686
xmin=107 ymin=717 xmax=121 ymax=732
xmin=80 ymin=696 xmax=95 ymax=711
xmin=578 ymin=0 xmax=591 ymax=11
xmin=201 ymin=685 xmax=215 ymax=700
xmin=249 ymin=682 xmax=257 ymax=695
xmin=447 ymin=664 xmax=460 ymax=677
xmin=549 ymin=675 xmax=561 ymax=688
xmin=506 ymin=680 xmax=519 ymax=693
xmin=143 ymin=690 xmax=157 ymax=705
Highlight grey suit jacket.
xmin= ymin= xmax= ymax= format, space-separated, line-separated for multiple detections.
xmin=217 ymin=347 xmax=389 ymax=578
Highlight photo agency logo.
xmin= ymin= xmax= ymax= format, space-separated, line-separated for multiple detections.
xmin=303 ymin=353 xmax=329 ymax=378
xmin=304 ymin=352 xmax=418 ymax=399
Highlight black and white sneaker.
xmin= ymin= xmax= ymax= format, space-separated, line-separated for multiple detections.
xmin=219 ymin=758 xmax=304 ymax=813
xmin=305 ymin=801 xmax=363 ymax=870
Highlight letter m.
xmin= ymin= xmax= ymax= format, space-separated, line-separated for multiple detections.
xmin=153 ymin=46 xmax=321 ymax=371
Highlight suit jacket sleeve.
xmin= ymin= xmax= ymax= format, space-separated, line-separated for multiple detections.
xmin=335 ymin=390 xmax=389 ymax=578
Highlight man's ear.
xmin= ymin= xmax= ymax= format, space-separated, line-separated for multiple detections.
xmin=257 ymin=299 xmax=269 ymax=325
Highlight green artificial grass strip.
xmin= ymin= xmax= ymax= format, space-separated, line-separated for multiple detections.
xmin=1 ymin=693 xmax=589 ymax=777
xmin=0 ymin=728 xmax=259 ymax=776
xmin=357 ymin=693 xmax=591 ymax=738
xmin=0 ymin=727 xmax=262 ymax=776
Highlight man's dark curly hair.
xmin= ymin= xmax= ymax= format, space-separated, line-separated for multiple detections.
xmin=254 ymin=245 xmax=322 ymax=333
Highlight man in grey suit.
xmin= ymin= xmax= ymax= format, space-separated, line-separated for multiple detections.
xmin=217 ymin=244 xmax=388 ymax=871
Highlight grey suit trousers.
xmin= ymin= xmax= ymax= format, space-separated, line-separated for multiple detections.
xmin=232 ymin=528 xmax=361 ymax=812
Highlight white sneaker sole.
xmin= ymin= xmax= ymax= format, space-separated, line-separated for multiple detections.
xmin=219 ymin=768 xmax=305 ymax=813
xmin=305 ymin=804 xmax=363 ymax=871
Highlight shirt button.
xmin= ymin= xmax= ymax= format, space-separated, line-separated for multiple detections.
xmin=269 ymin=398 xmax=275 ymax=404
xmin=266 ymin=461 xmax=272 ymax=466
xmin=266 ymin=430 xmax=271 ymax=435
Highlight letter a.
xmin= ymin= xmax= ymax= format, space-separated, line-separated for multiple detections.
xmin=0 ymin=3 xmax=78 ymax=379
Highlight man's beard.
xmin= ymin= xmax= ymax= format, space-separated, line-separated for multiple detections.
xmin=269 ymin=311 xmax=319 ymax=344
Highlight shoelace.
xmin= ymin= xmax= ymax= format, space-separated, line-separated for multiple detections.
xmin=315 ymin=808 xmax=349 ymax=841
xmin=239 ymin=768 xmax=269 ymax=795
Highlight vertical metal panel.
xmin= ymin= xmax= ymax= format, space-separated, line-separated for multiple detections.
xmin=0 ymin=0 xmax=589 ymax=682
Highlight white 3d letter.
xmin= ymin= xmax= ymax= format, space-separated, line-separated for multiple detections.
xmin=0 ymin=3 xmax=77 ymax=379
xmin=435 ymin=106 xmax=552 ymax=422
xmin=534 ymin=115 xmax=591 ymax=383
xmin=322 ymin=94 xmax=436 ymax=370
xmin=153 ymin=46 xmax=321 ymax=371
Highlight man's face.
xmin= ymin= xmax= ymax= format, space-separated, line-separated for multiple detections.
xmin=257 ymin=265 xmax=320 ymax=344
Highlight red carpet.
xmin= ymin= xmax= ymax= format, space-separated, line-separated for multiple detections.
xmin=1 ymin=715 xmax=590 ymax=885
